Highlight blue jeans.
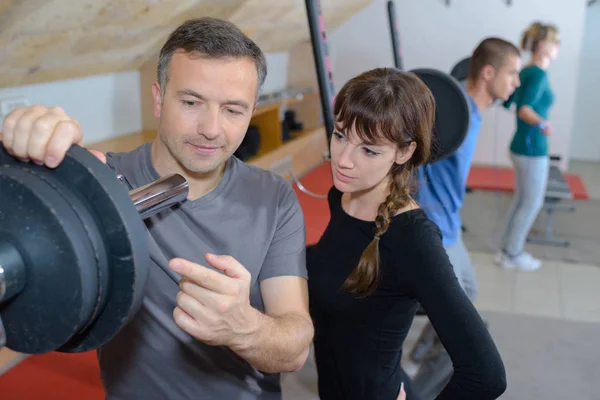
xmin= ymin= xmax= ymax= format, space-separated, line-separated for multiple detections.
xmin=500 ymin=152 xmax=550 ymax=256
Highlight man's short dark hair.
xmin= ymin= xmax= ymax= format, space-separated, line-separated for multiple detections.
xmin=468 ymin=37 xmax=520 ymax=81
xmin=157 ymin=17 xmax=267 ymax=99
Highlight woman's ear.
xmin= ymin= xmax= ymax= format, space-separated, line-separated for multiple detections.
xmin=395 ymin=142 xmax=417 ymax=166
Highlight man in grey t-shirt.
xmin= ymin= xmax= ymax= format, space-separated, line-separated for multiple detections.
xmin=1 ymin=17 xmax=314 ymax=399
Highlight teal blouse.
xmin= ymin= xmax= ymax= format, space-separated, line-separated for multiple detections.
xmin=504 ymin=65 xmax=555 ymax=157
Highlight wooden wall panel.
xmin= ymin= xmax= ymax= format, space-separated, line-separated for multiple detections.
xmin=0 ymin=0 xmax=373 ymax=88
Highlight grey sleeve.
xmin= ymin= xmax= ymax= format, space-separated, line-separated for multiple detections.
xmin=104 ymin=151 xmax=124 ymax=175
xmin=258 ymin=182 xmax=307 ymax=282
xmin=104 ymin=151 xmax=139 ymax=190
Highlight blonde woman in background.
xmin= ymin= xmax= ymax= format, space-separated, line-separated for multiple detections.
xmin=496 ymin=22 xmax=560 ymax=271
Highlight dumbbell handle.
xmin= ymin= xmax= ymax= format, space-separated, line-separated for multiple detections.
xmin=126 ymin=173 xmax=189 ymax=220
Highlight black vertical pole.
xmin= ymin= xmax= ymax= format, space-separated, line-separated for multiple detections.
xmin=387 ymin=0 xmax=403 ymax=70
xmin=305 ymin=0 xmax=336 ymax=148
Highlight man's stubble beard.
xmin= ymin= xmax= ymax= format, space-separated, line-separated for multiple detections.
xmin=155 ymin=129 xmax=223 ymax=176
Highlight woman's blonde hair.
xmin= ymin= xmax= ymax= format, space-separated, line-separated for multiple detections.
xmin=521 ymin=21 xmax=559 ymax=52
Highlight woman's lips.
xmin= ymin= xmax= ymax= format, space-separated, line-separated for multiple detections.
xmin=334 ymin=167 xmax=355 ymax=183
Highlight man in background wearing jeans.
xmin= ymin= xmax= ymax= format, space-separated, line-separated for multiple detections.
xmin=411 ymin=37 xmax=521 ymax=398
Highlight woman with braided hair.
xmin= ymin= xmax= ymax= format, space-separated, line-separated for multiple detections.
xmin=306 ymin=68 xmax=507 ymax=399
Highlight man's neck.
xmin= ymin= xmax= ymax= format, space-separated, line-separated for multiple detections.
xmin=150 ymin=140 xmax=226 ymax=201
xmin=466 ymin=79 xmax=494 ymax=112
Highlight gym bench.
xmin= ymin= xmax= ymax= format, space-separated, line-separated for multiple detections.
xmin=526 ymin=155 xmax=575 ymax=247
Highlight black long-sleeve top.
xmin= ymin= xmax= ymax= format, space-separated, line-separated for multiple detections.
xmin=307 ymin=187 xmax=507 ymax=399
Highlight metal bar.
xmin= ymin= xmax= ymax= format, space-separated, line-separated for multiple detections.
xmin=387 ymin=1 xmax=403 ymax=70
xmin=0 ymin=241 xmax=26 ymax=304
xmin=305 ymin=0 xmax=336 ymax=149
xmin=128 ymin=174 xmax=189 ymax=220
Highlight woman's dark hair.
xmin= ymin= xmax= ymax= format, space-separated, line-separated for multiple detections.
xmin=334 ymin=67 xmax=435 ymax=298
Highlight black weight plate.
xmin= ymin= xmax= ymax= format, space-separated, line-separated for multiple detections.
xmin=411 ymin=68 xmax=471 ymax=163
xmin=54 ymin=145 xmax=149 ymax=353
xmin=0 ymin=149 xmax=112 ymax=337
xmin=34 ymin=161 xmax=111 ymax=335
xmin=0 ymin=166 xmax=99 ymax=353
xmin=450 ymin=56 xmax=471 ymax=83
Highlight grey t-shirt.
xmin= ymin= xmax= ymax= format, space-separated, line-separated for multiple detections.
xmin=97 ymin=142 xmax=307 ymax=399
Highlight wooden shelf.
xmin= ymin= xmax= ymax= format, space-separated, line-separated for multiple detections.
xmin=250 ymin=91 xmax=319 ymax=156
xmin=253 ymin=94 xmax=311 ymax=117
xmin=247 ymin=127 xmax=328 ymax=179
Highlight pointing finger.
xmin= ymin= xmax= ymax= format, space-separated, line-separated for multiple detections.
xmin=169 ymin=258 xmax=237 ymax=295
xmin=179 ymin=278 xmax=229 ymax=312
xmin=205 ymin=253 xmax=250 ymax=280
